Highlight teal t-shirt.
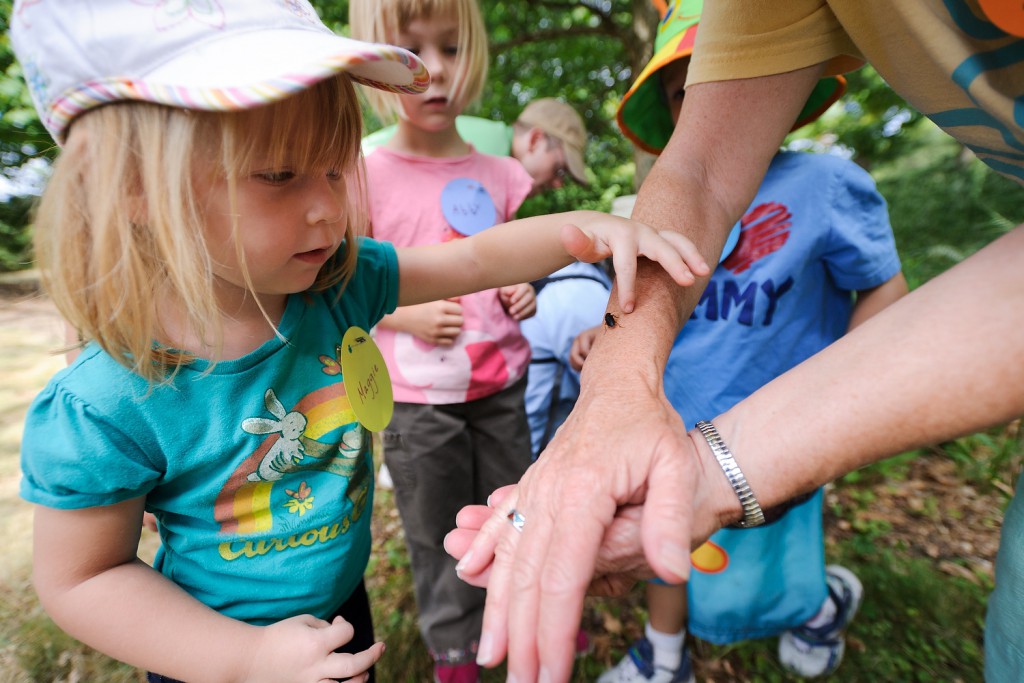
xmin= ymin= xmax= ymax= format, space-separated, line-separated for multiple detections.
xmin=361 ymin=115 xmax=513 ymax=157
xmin=20 ymin=238 xmax=399 ymax=625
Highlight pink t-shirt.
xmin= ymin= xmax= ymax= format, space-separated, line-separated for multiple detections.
xmin=365 ymin=146 xmax=533 ymax=405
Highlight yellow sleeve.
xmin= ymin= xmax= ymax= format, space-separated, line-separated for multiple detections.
xmin=688 ymin=0 xmax=865 ymax=87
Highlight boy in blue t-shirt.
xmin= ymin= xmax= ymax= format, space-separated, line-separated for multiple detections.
xmin=592 ymin=1 xmax=909 ymax=681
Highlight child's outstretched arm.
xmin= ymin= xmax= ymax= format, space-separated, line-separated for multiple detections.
xmin=847 ymin=272 xmax=909 ymax=331
xmin=32 ymin=499 xmax=382 ymax=683
xmin=394 ymin=210 xmax=709 ymax=312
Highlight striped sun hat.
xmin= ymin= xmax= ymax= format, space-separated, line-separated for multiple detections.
xmin=617 ymin=0 xmax=846 ymax=154
xmin=10 ymin=0 xmax=430 ymax=144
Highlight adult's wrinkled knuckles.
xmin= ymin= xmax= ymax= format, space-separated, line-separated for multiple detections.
xmin=555 ymin=468 xmax=611 ymax=508
xmin=507 ymin=548 xmax=545 ymax=593
xmin=537 ymin=554 xmax=592 ymax=596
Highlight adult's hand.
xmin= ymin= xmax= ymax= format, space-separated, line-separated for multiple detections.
xmin=455 ymin=336 xmax=735 ymax=681
xmin=454 ymin=67 xmax=826 ymax=682
xmin=447 ymin=487 xmax=676 ymax=597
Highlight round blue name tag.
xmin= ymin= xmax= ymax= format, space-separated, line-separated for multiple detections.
xmin=720 ymin=221 xmax=742 ymax=263
xmin=441 ymin=178 xmax=498 ymax=236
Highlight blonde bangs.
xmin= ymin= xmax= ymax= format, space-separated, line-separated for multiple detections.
xmin=350 ymin=0 xmax=488 ymax=122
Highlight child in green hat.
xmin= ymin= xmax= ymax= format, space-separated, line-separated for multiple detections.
xmin=593 ymin=0 xmax=909 ymax=680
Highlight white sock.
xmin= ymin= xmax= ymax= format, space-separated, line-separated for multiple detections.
xmin=804 ymin=594 xmax=838 ymax=629
xmin=645 ymin=621 xmax=686 ymax=671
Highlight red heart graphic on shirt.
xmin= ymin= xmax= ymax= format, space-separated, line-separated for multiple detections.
xmin=722 ymin=202 xmax=792 ymax=274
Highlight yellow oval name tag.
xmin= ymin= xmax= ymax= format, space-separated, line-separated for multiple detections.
xmin=340 ymin=326 xmax=394 ymax=432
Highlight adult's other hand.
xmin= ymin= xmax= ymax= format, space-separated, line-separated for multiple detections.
xmin=455 ymin=345 xmax=733 ymax=681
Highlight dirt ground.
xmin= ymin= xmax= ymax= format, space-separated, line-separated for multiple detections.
xmin=0 ymin=281 xmax=66 ymax=585
xmin=0 ymin=280 xmax=162 ymax=579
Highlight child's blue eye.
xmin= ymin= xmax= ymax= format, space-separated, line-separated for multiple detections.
xmin=443 ymin=45 xmax=459 ymax=56
xmin=255 ymin=170 xmax=295 ymax=184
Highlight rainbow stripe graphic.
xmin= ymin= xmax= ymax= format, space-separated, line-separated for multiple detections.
xmin=215 ymin=382 xmax=358 ymax=535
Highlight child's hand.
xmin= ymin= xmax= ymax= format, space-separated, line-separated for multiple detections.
xmin=569 ymin=324 xmax=602 ymax=372
xmin=247 ymin=614 xmax=384 ymax=683
xmin=446 ymin=503 xmax=495 ymax=589
xmin=382 ymin=300 xmax=464 ymax=346
xmin=560 ymin=218 xmax=710 ymax=313
xmin=445 ymin=484 xmax=519 ymax=590
xmin=499 ymin=283 xmax=536 ymax=321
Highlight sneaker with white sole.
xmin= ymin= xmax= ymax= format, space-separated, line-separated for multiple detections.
xmin=597 ymin=637 xmax=695 ymax=683
xmin=778 ymin=564 xmax=864 ymax=678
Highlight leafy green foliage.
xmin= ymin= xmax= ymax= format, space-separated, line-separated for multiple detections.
xmin=872 ymin=127 xmax=1024 ymax=288
xmin=800 ymin=67 xmax=928 ymax=169
xmin=0 ymin=193 xmax=33 ymax=270
xmin=0 ymin=0 xmax=54 ymax=174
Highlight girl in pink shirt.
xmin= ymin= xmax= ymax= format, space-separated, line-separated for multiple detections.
xmin=350 ymin=0 xmax=549 ymax=679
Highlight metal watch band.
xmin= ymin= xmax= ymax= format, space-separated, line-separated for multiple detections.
xmin=695 ymin=420 xmax=765 ymax=528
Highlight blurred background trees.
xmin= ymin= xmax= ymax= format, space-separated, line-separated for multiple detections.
xmin=1 ymin=3 xmax=1021 ymax=680
xmin=2 ymin=0 xmax=1022 ymax=279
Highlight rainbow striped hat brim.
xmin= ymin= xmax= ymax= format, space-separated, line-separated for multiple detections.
xmin=11 ymin=0 xmax=429 ymax=144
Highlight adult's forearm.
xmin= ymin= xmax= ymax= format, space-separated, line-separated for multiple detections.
xmin=717 ymin=226 xmax=1024 ymax=512
xmin=591 ymin=69 xmax=827 ymax=364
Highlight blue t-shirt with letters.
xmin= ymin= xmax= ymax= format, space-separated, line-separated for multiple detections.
xmin=667 ymin=152 xmax=902 ymax=643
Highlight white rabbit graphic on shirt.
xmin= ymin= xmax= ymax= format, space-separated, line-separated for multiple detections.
xmin=242 ymin=388 xmax=308 ymax=482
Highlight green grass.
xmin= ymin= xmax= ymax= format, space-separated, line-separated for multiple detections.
xmin=681 ymin=552 xmax=987 ymax=682
xmin=875 ymin=136 xmax=1024 ymax=289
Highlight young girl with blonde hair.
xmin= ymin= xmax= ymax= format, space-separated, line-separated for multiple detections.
xmin=349 ymin=1 xmax=595 ymax=680
xmin=13 ymin=2 xmax=706 ymax=682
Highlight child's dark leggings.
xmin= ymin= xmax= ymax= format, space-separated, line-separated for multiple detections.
xmin=146 ymin=580 xmax=376 ymax=683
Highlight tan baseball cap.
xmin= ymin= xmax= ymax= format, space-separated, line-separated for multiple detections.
xmin=517 ymin=98 xmax=589 ymax=186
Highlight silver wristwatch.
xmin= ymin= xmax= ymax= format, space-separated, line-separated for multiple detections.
xmin=695 ymin=420 xmax=765 ymax=528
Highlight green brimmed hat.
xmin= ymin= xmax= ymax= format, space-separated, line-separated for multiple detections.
xmin=617 ymin=0 xmax=846 ymax=155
